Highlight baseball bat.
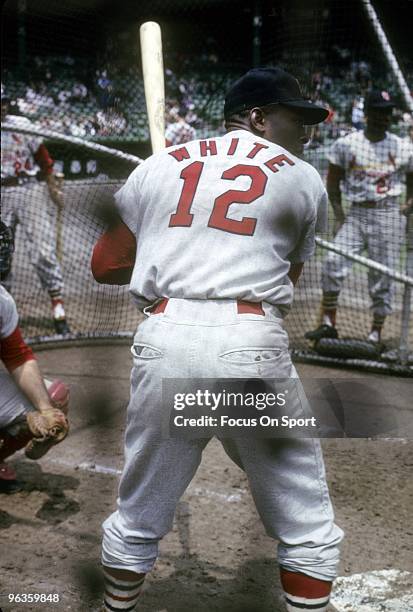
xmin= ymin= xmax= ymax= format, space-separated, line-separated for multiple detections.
xmin=139 ymin=21 xmax=165 ymax=153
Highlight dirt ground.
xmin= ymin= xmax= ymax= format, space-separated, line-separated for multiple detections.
xmin=0 ymin=345 xmax=412 ymax=612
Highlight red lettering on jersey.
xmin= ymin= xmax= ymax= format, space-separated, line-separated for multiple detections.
xmin=264 ymin=154 xmax=295 ymax=173
xmin=168 ymin=147 xmax=190 ymax=162
xmin=208 ymin=164 xmax=267 ymax=236
xmin=247 ymin=142 xmax=269 ymax=159
xmin=169 ymin=161 xmax=204 ymax=227
xmin=200 ymin=140 xmax=217 ymax=157
xmin=227 ymin=138 xmax=239 ymax=156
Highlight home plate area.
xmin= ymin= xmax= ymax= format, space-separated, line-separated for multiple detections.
xmin=331 ymin=570 xmax=413 ymax=611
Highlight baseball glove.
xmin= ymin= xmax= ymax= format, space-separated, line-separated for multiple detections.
xmin=26 ymin=408 xmax=69 ymax=443
xmin=25 ymin=408 xmax=69 ymax=461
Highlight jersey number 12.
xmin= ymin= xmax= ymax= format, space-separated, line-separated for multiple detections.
xmin=169 ymin=161 xmax=267 ymax=236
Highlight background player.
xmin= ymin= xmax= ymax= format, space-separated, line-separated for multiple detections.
xmin=165 ymin=99 xmax=197 ymax=146
xmin=92 ymin=67 xmax=343 ymax=612
xmin=1 ymin=95 xmax=70 ymax=335
xmin=306 ymin=90 xmax=413 ymax=344
xmin=0 ymin=221 xmax=70 ymax=493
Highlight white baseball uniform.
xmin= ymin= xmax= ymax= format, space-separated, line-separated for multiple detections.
xmin=322 ymin=130 xmax=413 ymax=317
xmin=0 ymin=285 xmax=34 ymax=429
xmin=101 ymin=129 xmax=343 ymax=581
xmin=165 ymin=120 xmax=196 ymax=145
xmin=1 ymin=115 xmax=64 ymax=294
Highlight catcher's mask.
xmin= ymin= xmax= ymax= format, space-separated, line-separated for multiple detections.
xmin=0 ymin=220 xmax=14 ymax=281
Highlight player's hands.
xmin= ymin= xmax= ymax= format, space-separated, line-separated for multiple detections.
xmin=46 ymin=173 xmax=65 ymax=209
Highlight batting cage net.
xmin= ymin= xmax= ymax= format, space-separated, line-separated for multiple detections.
xmin=1 ymin=0 xmax=412 ymax=374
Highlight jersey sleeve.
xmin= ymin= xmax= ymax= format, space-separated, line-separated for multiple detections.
xmin=0 ymin=287 xmax=19 ymax=339
xmin=327 ymin=137 xmax=347 ymax=168
xmin=114 ymin=164 xmax=144 ymax=233
xmin=287 ymin=214 xmax=317 ymax=264
xmin=34 ymin=143 xmax=54 ymax=175
xmin=0 ymin=287 xmax=35 ymax=371
xmin=1 ymin=326 xmax=36 ymax=372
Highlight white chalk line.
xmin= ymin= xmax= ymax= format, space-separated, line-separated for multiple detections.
xmin=46 ymin=457 xmax=247 ymax=503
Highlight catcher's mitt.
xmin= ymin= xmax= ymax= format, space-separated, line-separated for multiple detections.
xmin=25 ymin=408 xmax=69 ymax=460
xmin=26 ymin=408 xmax=68 ymax=441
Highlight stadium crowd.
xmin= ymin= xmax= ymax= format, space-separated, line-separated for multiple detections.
xmin=1 ymin=46 xmax=412 ymax=143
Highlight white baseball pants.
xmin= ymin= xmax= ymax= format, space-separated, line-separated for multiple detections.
xmin=102 ymin=298 xmax=343 ymax=581
xmin=322 ymin=203 xmax=405 ymax=317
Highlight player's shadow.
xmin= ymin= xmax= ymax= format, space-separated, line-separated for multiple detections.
xmin=145 ymin=500 xmax=282 ymax=611
xmin=0 ymin=461 xmax=80 ymax=528
xmin=143 ymin=556 xmax=282 ymax=611
xmin=76 ymin=555 xmax=281 ymax=612
xmin=75 ymin=497 xmax=282 ymax=611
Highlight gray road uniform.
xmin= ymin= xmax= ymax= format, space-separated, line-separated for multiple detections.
xmin=1 ymin=115 xmax=64 ymax=295
xmin=322 ymin=130 xmax=413 ymax=317
xmin=102 ymin=130 xmax=343 ymax=581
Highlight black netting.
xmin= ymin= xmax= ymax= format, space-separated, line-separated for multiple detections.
xmin=1 ymin=0 xmax=412 ymax=367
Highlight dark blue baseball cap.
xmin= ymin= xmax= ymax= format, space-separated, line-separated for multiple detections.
xmin=224 ymin=67 xmax=329 ymax=125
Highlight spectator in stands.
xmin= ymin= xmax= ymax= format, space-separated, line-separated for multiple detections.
xmin=71 ymin=82 xmax=88 ymax=101
xmin=57 ymin=88 xmax=72 ymax=106
xmin=165 ymin=99 xmax=196 ymax=146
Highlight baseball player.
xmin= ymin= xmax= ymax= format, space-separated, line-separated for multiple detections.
xmin=0 ymin=222 xmax=70 ymax=494
xmin=306 ymin=90 xmax=413 ymax=344
xmin=165 ymin=99 xmax=197 ymax=146
xmin=92 ymin=67 xmax=343 ymax=612
xmin=1 ymin=95 xmax=70 ymax=335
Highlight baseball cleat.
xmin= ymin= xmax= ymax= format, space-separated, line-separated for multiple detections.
xmin=367 ymin=329 xmax=381 ymax=343
xmin=0 ymin=462 xmax=22 ymax=494
xmin=305 ymin=324 xmax=338 ymax=342
xmin=53 ymin=318 xmax=70 ymax=335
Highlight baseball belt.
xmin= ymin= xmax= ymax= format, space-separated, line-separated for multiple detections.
xmin=150 ymin=298 xmax=265 ymax=316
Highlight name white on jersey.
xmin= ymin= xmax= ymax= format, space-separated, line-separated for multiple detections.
xmin=115 ymin=130 xmax=327 ymax=310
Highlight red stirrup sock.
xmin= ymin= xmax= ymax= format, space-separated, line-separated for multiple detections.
xmin=280 ymin=568 xmax=332 ymax=611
